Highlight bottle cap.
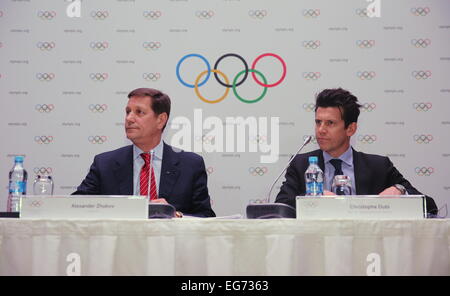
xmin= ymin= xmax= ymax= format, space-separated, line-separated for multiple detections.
xmin=308 ymin=156 xmax=318 ymax=163
xmin=14 ymin=156 xmax=24 ymax=163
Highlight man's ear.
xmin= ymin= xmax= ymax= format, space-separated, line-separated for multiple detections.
xmin=346 ymin=122 xmax=357 ymax=137
xmin=157 ymin=112 xmax=168 ymax=130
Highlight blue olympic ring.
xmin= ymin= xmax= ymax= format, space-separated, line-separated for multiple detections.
xmin=176 ymin=54 xmax=211 ymax=88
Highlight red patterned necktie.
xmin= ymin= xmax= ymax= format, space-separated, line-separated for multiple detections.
xmin=140 ymin=153 xmax=158 ymax=200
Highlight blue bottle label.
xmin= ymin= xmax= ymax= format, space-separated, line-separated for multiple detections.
xmin=306 ymin=182 xmax=323 ymax=195
xmin=9 ymin=181 xmax=26 ymax=194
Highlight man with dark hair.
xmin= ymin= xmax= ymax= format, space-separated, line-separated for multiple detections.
xmin=275 ymin=88 xmax=438 ymax=215
xmin=73 ymin=88 xmax=215 ymax=218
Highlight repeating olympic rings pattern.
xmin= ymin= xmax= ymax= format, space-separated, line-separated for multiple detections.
xmin=355 ymin=8 xmax=369 ymax=17
xmin=415 ymin=167 xmax=434 ymax=176
xmin=357 ymin=71 xmax=376 ymax=80
xmin=91 ymin=11 xmax=109 ymax=20
xmin=411 ymin=39 xmax=431 ymax=48
xmin=248 ymin=10 xmax=267 ymax=19
xmin=90 ymin=73 xmax=108 ymax=81
xmin=88 ymin=136 xmax=107 ymax=144
xmin=302 ymin=103 xmax=315 ymax=112
xmin=143 ymin=10 xmax=162 ymax=20
xmin=143 ymin=41 xmax=161 ymax=51
xmin=413 ymin=102 xmax=432 ymax=111
xmin=35 ymin=104 xmax=55 ymax=113
xmin=412 ymin=70 xmax=431 ymax=79
xmin=90 ymin=41 xmax=109 ymax=51
xmin=89 ymin=104 xmax=108 ymax=113
xmin=176 ymin=53 xmax=286 ymax=104
xmin=143 ymin=73 xmax=161 ymax=81
xmin=361 ymin=103 xmax=376 ymax=112
xmin=34 ymin=167 xmax=53 ymax=175
xmin=37 ymin=41 xmax=55 ymax=51
xmin=196 ymin=10 xmax=214 ymax=19
xmin=36 ymin=73 xmax=55 ymax=81
xmin=249 ymin=167 xmax=268 ymax=176
xmin=358 ymin=135 xmax=377 ymax=144
xmin=38 ymin=11 xmax=56 ymax=20
xmin=414 ymin=135 xmax=433 ymax=144
xmin=302 ymin=40 xmax=321 ymax=49
xmin=35 ymin=136 xmax=53 ymax=144
xmin=303 ymin=72 xmax=321 ymax=81
xmin=356 ymin=40 xmax=375 ymax=49
xmin=303 ymin=9 xmax=320 ymax=18
xmin=411 ymin=7 xmax=430 ymax=16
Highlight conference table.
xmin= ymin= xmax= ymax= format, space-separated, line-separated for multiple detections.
xmin=0 ymin=218 xmax=449 ymax=276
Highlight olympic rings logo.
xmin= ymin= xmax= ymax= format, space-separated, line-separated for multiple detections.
xmin=248 ymin=198 xmax=268 ymax=204
xmin=415 ymin=167 xmax=434 ymax=176
xmin=195 ymin=135 xmax=215 ymax=145
xmin=35 ymin=136 xmax=53 ymax=144
xmin=304 ymin=135 xmax=317 ymax=144
xmin=89 ymin=104 xmax=108 ymax=113
xmin=303 ymin=9 xmax=320 ymax=18
xmin=176 ymin=53 xmax=287 ymax=104
xmin=358 ymin=135 xmax=377 ymax=144
xmin=357 ymin=71 xmax=376 ymax=80
xmin=250 ymin=135 xmax=267 ymax=144
xmin=356 ymin=40 xmax=375 ymax=49
xmin=249 ymin=167 xmax=268 ymax=176
xmin=30 ymin=200 xmax=43 ymax=207
xmin=413 ymin=102 xmax=432 ymax=111
xmin=196 ymin=10 xmax=214 ymax=19
xmin=90 ymin=41 xmax=109 ymax=51
xmin=355 ymin=8 xmax=369 ymax=17
xmin=36 ymin=42 xmax=55 ymax=51
xmin=35 ymin=104 xmax=55 ymax=113
xmin=143 ymin=10 xmax=162 ymax=20
xmin=248 ymin=10 xmax=267 ymax=19
xmin=36 ymin=73 xmax=55 ymax=81
xmin=411 ymin=39 xmax=431 ymax=48
xmin=90 ymin=73 xmax=108 ymax=81
xmin=143 ymin=41 xmax=161 ymax=51
xmin=411 ymin=7 xmax=430 ymax=16
xmin=38 ymin=11 xmax=56 ymax=20
xmin=303 ymin=72 xmax=321 ymax=81
xmin=302 ymin=40 xmax=321 ymax=49
xmin=361 ymin=103 xmax=376 ymax=112
xmin=88 ymin=136 xmax=107 ymax=144
xmin=302 ymin=103 xmax=315 ymax=112
xmin=414 ymin=134 xmax=433 ymax=144
xmin=206 ymin=167 xmax=214 ymax=175
xmin=34 ymin=167 xmax=53 ymax=175
xmin=412 ymin=70 xmax=431 ymax=80
xmin=142 ymin=72 xmax=161 ymax=81
xmin=91 ymin=11 xmax=109 ymax=20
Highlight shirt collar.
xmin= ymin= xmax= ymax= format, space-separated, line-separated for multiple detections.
xmin=133 ymin=139 xmax=164 ymax=161
xmin=323 ymin=146 xmax=353 ymax=167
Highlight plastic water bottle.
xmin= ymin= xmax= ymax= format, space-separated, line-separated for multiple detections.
xmin=305 ymin=156 xmax=324 ymax=196
xmin=7 ymin=156 xmax=28 ymax=212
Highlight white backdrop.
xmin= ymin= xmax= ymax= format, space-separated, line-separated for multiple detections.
xmin=1 ymin=0 xmax=449 ymax=216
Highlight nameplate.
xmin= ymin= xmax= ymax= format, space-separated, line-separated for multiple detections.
xmin=296 ymin=195 xmax=426 ymax=220
xmin=20 ymin=196 xmax=148 ymax=219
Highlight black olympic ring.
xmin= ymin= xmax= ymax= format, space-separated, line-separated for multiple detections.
xmin=213 ymin=53 xmax=249 ymax=88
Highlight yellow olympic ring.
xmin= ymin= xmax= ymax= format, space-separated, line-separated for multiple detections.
xmin=194 ymin=69 xmax=230 ymax=104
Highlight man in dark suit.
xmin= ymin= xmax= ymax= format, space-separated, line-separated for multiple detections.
xmin=275 ymin=88 xmax=438 ymax=215
xmin=73 ymin=88 xmax=215 ymax=218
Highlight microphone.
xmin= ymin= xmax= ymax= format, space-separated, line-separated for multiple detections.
xmin=266 ymin=135 xmax=312 ymax=203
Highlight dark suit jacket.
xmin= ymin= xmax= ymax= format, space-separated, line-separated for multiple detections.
xmin=73 ymin=143 xmax=215 ymax=217
xmin=275 ymin=148 xmax=438 ymax=215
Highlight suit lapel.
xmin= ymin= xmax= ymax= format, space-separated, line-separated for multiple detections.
xmin=159 ymin=143 xmax=181 ymax=199
xmin=352 ymin=148 xmax=366 ymax=195
xmin=113 ymin=145 xmax=134 ymax=195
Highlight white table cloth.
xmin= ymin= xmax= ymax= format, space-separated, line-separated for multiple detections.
xmin=0 ymin=218 xmax=449 ymax=276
